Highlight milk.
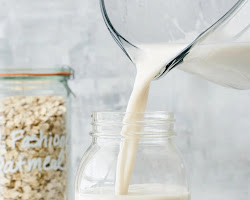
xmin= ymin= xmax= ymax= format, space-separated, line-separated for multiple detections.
xmin=115 ymin=44 xmax=185 ymax=195
xmin=137 ymin=43 xmax=250 ymax=89
xmin=182 ymin=43 xmax=250 ymax=89
xmin=79 ymin=184 xmax=190 ymax=200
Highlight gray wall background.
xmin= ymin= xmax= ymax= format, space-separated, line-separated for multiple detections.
xmin=0 ymin=0 xmax=249 ymax=199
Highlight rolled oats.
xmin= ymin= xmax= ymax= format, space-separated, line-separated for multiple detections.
xmin=0 ymin=96 xmax=68 ymax=200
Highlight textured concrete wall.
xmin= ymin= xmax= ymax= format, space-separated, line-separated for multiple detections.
xmin=0 ymin=0 xmax=249 ymax=199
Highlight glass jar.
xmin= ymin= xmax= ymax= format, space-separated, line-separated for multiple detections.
xmin=75 ymin=112 xmax=190 ymax=200
xmin=0 ymin=67 xmax=73 ymax=200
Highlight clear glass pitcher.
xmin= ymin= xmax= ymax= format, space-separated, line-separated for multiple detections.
xmin=75 ymin=112 xmax=189 ymax=200
xmin=100 ymin=0 xmax=250 ymax=89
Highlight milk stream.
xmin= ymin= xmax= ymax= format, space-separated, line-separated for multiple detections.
xmin=80 ymin=184 xmax=190 ymax=200
xmin=115 ymin=44 xmax=184 ymax=195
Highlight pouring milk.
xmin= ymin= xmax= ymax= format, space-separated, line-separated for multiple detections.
xmin=115 ymin=44 xmax=185 ymax=195
xmin=78 ymin=43 xmax=190 ymax=200
xmin=79 ymin=0 xmax=250 ymax=198
xmin=115 ymin=41 xmax=250 ymax=196
xmin=78 ymin=41 xmax=250 ymax=200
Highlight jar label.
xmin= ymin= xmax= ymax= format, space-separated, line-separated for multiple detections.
xmin=0 ymin=129 xmax=66 ymax=174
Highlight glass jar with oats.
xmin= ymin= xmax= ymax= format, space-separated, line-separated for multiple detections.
xmin=0 ymin=67 xmax=73 ymax=200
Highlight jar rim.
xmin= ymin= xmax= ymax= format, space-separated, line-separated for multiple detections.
xmin=0 ymin=66 xmax=73 ymax=79
xmin=91 ymin=111 xmax=176 ymax=138
xmin=92 ymin=111 xmax=175 ymax=121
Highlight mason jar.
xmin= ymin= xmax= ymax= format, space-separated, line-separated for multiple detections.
xmin=0 ymin=67 xmax=73 ymax=200
xmin=75 ymin=112 xmax=190 ymax=200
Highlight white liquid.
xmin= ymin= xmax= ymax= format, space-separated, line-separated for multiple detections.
xmin=182 ymin=43 xmax=250 ymax=89
xmin=137 ymin=43 xmax=250 ymax=89
xmin=79 ymin=184 xmax=190 ymax=200
xmin=115 ymin=44 xmax=185 ymax=195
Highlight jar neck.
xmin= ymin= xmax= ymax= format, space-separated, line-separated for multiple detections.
xmin=92 ymin=136 xmax=175 ymax=147
xmin=91 ymin=112 xmax=176 ymax=142
xmin=0 ymin=67 xmax=73 ymax=96
xmin=0 ymin=78 xmax=71 ymax=97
